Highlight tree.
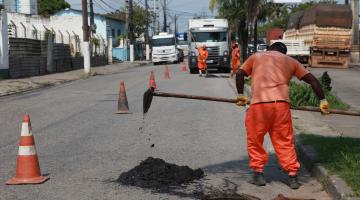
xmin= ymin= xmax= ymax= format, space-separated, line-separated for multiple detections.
xmin=210 ymin=0 xmax=262 ymax=61
xmin=114 ymin=3 xmax=152 ymax=40
xmin=38 ymin=0 xmax=71 ymax=16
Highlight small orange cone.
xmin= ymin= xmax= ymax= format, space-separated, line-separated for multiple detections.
xmin=181 ymin=66 xmax=187 ymax=72
xmin=116 ymin=81 xmax=131 ymax=114
xmin=181 ymin=62 xmax=187 ymax=72
xmin=164 ymin=66 xmax=170 ymax=79
xmin=6 ymin=115 xmax=49 ymax=185
xmin=149 ymin=70 xmax=157 ymax=90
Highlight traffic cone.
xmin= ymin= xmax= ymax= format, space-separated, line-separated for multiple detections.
xmin=6 ymin=115 xmax=49 ymax=185
xmin=164 ymin=66 xmax=170 ymax=79
xmin=181 ymin=66 xmax=187 ymax=72
xmin=116 ymin=81 xmax=131 ymax=114
xmin=149 ymin=70 xmax=157 ymax=90
xmin=181 ymin=62 xmax=187 ymax=72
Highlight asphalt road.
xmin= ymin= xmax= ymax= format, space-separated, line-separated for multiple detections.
xmin=0 ymin=63 xmax=330 ymax=200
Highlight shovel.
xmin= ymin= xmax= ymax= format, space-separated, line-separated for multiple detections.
xmin=143 ymin=87 xmax=360 ymax=116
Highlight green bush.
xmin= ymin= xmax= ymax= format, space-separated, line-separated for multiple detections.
xmin=289 ymin=72 xmax=349 ymax=110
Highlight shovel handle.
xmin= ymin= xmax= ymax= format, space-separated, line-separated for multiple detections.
xmin=154 ymin=91 xmax=237 ymax=103
xmin=153 ymin=91 xmax=360 ymax=116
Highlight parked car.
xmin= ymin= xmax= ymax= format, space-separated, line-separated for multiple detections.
xmin=257 ymin=44 xmax=268 ymax=52
xmin=247 ymin=44 xmax=256 ymax=56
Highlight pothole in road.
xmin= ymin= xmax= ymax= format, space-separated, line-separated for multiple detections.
xmin=117 ymin=157 xmax=204 ymax=190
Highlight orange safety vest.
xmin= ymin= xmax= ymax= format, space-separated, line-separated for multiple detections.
xmin=197 ymin=48 xmax=209 ymax=70
xmin=231 ymin=47 xmax=241 ymax=71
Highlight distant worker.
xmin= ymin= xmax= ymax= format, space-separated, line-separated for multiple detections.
xmin=230 ymin=42 xmax=241 ymax=78
xmin=235 ymin=42 xmax=329 ymax=190
xmin=196 ymin=44 xmax=209 ymax=77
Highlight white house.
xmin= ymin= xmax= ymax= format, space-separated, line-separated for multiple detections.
xmin=2 ymin=0 xmax=38 ymax=15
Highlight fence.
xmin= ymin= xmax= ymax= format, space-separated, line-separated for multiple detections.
xmin=8 ymin=37 xmax=108 ymax=78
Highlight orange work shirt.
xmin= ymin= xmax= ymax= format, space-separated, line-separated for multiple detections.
xmin=231 ymin=47 xmax=241 ymax=71
xmin=241 ymin=51 xmax=309 ymax=104
xmin=197 ymin=48 xmax=208 ymax=70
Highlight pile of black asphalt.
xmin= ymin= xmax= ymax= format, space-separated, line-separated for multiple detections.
xmin=117 ymin=157 xmax=204 ymax=190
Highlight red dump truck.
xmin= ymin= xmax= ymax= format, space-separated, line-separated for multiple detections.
xmin=284 ymin=4 xmax=352 ymax=68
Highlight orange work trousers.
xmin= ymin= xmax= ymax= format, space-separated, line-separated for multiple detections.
xmin=245 ymin=102 xmax=300 ymax=176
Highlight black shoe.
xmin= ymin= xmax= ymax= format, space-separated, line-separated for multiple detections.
xmin=288 ymin=175 xmax=301 ymax=190
xmin=249 ymin=172 xmax=266 ymax=186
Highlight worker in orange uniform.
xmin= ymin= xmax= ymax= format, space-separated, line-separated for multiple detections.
xmin=235 ymin=42 xmax=329 ymax=190
xmin=196 ymin=44 xmax=209 ymax=77
xmin=230 ymin=43 xmax=241 ymax=78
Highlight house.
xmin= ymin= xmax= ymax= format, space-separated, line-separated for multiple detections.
xmin=54 ymin=8 xmax=126 ymax=47
xmin=2 ymin=0 xmax=38 ymax=15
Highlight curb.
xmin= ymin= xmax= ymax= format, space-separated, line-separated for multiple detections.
xmin=295 ymin=135 xmax=359 ymax=200
xmin=0 ymin=62 xmax=148 ymax=98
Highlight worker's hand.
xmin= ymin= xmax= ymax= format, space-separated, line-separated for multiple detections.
xmin=203 ymin=59 xmax=206 ymax=63
xmin=236 ymin=94 xmax=248 ymax=107
xmin=320 ymin=99 xmax=330 ymax=115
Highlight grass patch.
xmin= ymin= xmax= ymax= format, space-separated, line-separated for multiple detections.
xmin=299 ymin=133 xmax=360 ymax=197
xmin=290 ymin=72 xmax=349 ymax=110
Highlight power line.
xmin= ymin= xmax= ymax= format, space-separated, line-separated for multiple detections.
xmin=94 ymin=0 xmax=112 ymax=13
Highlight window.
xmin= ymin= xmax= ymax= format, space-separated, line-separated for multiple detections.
xmin=152 ymin=38 xmax=175 ymax=47
xmin=117 ymin=29 xmax=121 ymax=36
xmin=112 ymin=29 xmax=115 ymax=38
xmin=191 ymin=32 xmax=227 ymax=42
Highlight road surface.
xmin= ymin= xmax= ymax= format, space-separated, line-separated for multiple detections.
xmin=0 ymin=63 xmax=330 ymax=199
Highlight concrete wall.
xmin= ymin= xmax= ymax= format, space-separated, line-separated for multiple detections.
xmin=6 ymin=12 xmax=105 ymax=56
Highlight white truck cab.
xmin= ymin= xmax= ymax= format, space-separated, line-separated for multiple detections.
xmin=152 ymin=33 xmax=178 ymax=65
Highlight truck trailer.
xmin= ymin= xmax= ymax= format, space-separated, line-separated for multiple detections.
xmin=284 ymin=4 xmax=352 ymax=68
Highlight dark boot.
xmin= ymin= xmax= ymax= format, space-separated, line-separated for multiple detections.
xmin=288 ymin=175 xmax=301 ymax=190
xmin=249 ymin=172 xmax=266 ymax=186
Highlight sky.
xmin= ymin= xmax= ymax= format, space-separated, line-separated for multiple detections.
xmin=66 ymin=0 xmax=216 ymax=32
xmin=66 ymin=0 xmax=346 ymax=33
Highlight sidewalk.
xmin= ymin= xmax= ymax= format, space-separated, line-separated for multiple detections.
xmin=0 ymin=61 xmax=149 ymax=97
xmin=293 ymin=67 xmax=360 ymax=138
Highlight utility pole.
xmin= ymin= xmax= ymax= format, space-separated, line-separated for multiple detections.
xmin=351 ymin=0 xmax=360 ymax=63
xmin=174 ymin=14 xmax=177 ymax=35
xmin=82 ymin=0 xmax=91 ymax=74
xmin=89 ymin=0 xmax=95 ymax=56
xmin=163 ymin=0 xmax=167 ymax=32
xmin=352 ymin=0 xmax=359 ymax=45
xmin=129 ymin=0 xmax=135 ymax=62
xmin=145 ymin=0 xmax=150 ymax=61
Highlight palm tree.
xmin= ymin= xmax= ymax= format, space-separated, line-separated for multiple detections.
xmin=209 ymin=0 xmax=263 ymax=60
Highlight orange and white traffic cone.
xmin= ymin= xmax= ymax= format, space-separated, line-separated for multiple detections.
xmin=6 ymin=115 xmax=49 ymax=185
xmin=149 ymin=70 xmax=157 ymax=90
xmin=164 ymin=66 xmax=170 ymax=79
xmin=115 ymin=81 xmax=131 ymax=114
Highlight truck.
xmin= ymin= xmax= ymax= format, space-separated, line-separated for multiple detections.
xmin=188 ymin=19 xmax=230 ymax=74
xmin=284 ymin=4 xmax=352 ymax=68
xmin=270 ymin=39 xmax=310 ymax=65
xmin=176 ymin=32 xmax=189 ymax=57
xmin=152 ymin=32 xmax=179 ymax=65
